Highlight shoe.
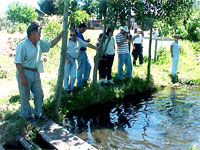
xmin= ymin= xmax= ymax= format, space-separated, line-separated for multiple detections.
xmin=107 ymin=79 xmax=114 ymax=84
xmin=99 ymin=79 xmax=103 ymax=84
xmin=35 ymin=114 xmax=48 ymax=121
xmin=103 ymin=79 xmax=107 ymax=84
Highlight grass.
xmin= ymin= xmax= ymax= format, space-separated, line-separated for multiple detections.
xmin=0 ymin=28 xmax=200 ymax=145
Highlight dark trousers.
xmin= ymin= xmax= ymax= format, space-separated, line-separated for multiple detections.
xmin=98 ymin=54 xmax=115 ymax=80
xmin=98 ymin=55 xmax=107 ymax=79
xmin=105 ymin=54 xmax=114 ymax=80
xmin=132 ymin=44 xmax=143 ymax=65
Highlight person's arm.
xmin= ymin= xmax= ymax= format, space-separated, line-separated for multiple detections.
xmin=88 ymin=43 xmax=98 ymax=50
xmin=50 ymin=31 xmax=64 ymax=48
xmin=170 ymin=45 xmax=173 ymax=57
xmin=117 ymin=38 xmax=127 ymax=47
xmin=16 ymin=63 xmax=27 ymax=86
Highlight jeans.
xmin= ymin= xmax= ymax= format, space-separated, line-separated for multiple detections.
xmin=118 ymin=53 xmax=132 ymax=80
xmin=16 ymin=70 xmax=43 ymax=119
xmin=171 ymin=54 xmax=179 ymax=76
xmin=77 ymin=51 xmax=91 ymax=86
xmin=64 ymin=56 xmax=77 ymax=91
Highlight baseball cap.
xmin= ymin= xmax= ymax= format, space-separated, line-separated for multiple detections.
xmin=120 ymin=26 xmax=128 ymax=32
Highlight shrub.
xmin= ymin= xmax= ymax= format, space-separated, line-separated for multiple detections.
xmin=6 ymin=2 xmax=38 ymax=24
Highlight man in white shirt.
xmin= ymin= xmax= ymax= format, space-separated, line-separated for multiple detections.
xmin=15 ymin=21 xmax=64 ymax=121
xmin=132 ymin=28 xmax=144 ymax=66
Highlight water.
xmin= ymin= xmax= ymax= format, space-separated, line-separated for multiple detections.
xmin=65 ymin=86 xmax=200 ymax=150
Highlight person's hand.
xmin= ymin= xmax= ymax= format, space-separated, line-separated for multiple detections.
xmin=20 ymin=76 xmax=27 ymax=87
xmin=86 ymin=39 xmax=91 ymax=42
xmin=43 ymin=56 xmax=47 ymax=62
xmin=66 ymin=57 xmax=71 ymax=64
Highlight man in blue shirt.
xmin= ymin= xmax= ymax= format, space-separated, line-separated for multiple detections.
xmin=76 ymin=23 xmax=91 ymax=87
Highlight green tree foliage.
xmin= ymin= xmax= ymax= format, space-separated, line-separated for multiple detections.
xmin=80 ymin=0 xmax=98 ymax=16
xmin=38 ymin=0 xmax=58 ymax=15
xmin=133 ymin=0 xmax=194 ymax=31
xmin=55 ymin=0 xmax=80 ymax=15
xmin=6 ymin=2 xmax=38 ymax=24
xmin=69 ymin=10 xmax=90 ymax=28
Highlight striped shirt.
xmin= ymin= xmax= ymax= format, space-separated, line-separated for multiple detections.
xmin=115 ymin=33 xmax=129 ymax=54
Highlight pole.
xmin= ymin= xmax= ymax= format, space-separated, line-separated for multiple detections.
xmin=53 ymin=0 xmax=69 ymax=117
xmin=147 ymin=28 xmax=152 ymax=86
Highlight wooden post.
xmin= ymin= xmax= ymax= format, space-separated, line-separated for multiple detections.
xmin=147 ymin=28 xmax=153 ymax=86
xmin=53 ymin=0 xmax=69 ymax=117
xmin=154 ymin=39 xmax=158 ymax=61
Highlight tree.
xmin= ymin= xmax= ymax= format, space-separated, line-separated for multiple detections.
xmin=38 ymin=0 xmax=58 ymax=15
xmin=6 ymin=2 xmax=38 ymax=24
xmin=133 ymin=0 xmax=194 ymax=86
xmin=92 ymin=0 xmax=135 ymax=86
xmin=53 ymin=0 xmax=70 ymax=117
xmin=69 ymin=10 xmax=90 ymax=28
xmin=80 ymin=0 xmax=98 ymax=16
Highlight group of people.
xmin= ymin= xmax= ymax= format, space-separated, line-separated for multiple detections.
xmin=14 ymin=21 xmax=180 ymax=121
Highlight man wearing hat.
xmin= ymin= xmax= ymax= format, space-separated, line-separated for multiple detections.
xmin=115 ymin=26 xmax=132 ymax=80
xmin=15 ymin=21 xmax=64 ymax=121
xmin=132 ymin=28 xmax=144 ymax=66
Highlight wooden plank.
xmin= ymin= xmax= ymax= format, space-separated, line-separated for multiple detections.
xmin=0 ymin=144 xmax=5 ymax=150
xmin=38 ymin=120 xmax=97 ymax=150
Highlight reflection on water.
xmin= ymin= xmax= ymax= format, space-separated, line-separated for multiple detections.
xmin=65 ymin=86 xmax=200 ymax=150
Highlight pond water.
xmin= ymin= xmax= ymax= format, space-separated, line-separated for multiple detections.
xmin=65 ymin=86 xmax=200 ymax=150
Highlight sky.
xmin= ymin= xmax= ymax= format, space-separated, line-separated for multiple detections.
xmin=0 ymin=0 xmax=40 ymax=13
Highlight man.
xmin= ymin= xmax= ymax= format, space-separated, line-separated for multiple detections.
xmin=132 ymin=28 xmax=144 ymax=66
xmin=76 ymin=23 xmax=91 ymax=87
xmin=115 ymin=26 xmax=132 ymax=80
xmin=64 ymin=30 xmax=97 ymax=96
xmin=15 ymin=21 xmax=64 ymax=121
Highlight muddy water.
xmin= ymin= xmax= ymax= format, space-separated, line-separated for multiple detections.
xmin=65 ymin=86 xmax=200 ymax=150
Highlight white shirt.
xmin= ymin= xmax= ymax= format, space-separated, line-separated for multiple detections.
xmin=15 ymin=38 xmax=51 ymax=68
xmin=105 ymin=37 xmax=115 ymax=55
xmin=66 ymin=38 xmax=88 ymax=59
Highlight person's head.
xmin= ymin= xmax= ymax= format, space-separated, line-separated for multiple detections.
xmin=98 ymin=33 xmax=104 ymax=42
xmin=173 ymin=34 xmax=180 ymax=41
xmin=27 ymin=21 xmax=42 ymax=42
xmin=78 ymin=23 xmax=87 ymax=33
xmin=153 ymin=26 xmax=157 ymax=30
xmin=137 ymin=28 xmax=142 ymax=34
xmin=70 ymin=30 xmax=77 ymax=41
xmin=120 ymin=26 xmax=128 ymax=35
xmin=106 ymin=28 xmax=112 ymax=36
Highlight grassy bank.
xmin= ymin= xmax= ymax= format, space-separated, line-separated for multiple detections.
xmin=0 ymin=27 xmax=199 ymax=145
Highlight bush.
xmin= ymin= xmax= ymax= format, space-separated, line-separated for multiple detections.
xmin=6 ymin=2 xmax=38 ymax=24
xmin=6 ymin=22 xmax=27 ymax=34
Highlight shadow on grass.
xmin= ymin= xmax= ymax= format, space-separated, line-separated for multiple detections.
xmin=9 ymin=95 xmax=20 ymax=103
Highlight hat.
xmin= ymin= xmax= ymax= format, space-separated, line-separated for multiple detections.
xmin=137 ymin=28 xmax=142 ymax=32
xmin=120 ymin=26 xmax=128 ymax=32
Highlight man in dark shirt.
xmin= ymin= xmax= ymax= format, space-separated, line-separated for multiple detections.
xmin=76 ymin=23 xmax=91 ymax=87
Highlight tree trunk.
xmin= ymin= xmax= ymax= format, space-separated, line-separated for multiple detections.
xmin=53 ymin=0 xmax=69 ymax=117
xmin=147 ymin=28 xmax=153 ymax=86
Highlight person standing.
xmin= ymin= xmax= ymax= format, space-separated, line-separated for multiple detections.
xmin=170 ymin=34 xmax=180 ymax=81
xmin=132 ymin=28 xmax=144 ymax=66
xmin=64 ymin=30 xmax=97 ymax=96
xmin=115 ymin=26 xmax=132 ymax=80
xmin=14 ymin=21 xmax=64 ymax=121
xmin=104 ymin=28 xmax=115 ymax=84
xmin=76 ymin=23 xmax=91 ymax=87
